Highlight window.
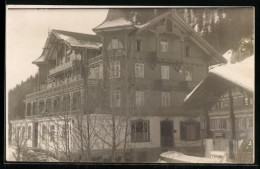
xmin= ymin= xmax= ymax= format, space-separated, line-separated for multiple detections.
xmin=42 ymin=125 xmax=48 ymax=141
xmin=39 ymin=100 xmax=45 ymax=114
xmin=50 ymin=125 xmax=55 ymax=142
xmin=111 ymin=39 xmax=120 ymax=49
xmin=239 ymin=118 xmax=246 ymax=129
xmin=28 ymin=126 xmax=31 ymax=139
xmin=136 ymin=91 xmax=145 ymax=107
xmin=131 ymin=120 xmax=150 ymax=142
xmin=135 ymin=63 xmax=144 ymax=78
xmin=62 ymin=94 xmax=70 ymax=112
xmin=180 ymin=120 xmax=200 ymax=141
xmin=210 ymin=119 xmax=227 ymax=130
xmin=185 ymin=46 xmax=191 ymax=57
xmin=221 ymin=99 xmax=229 ymax=108
xmin=60 ymin=124 xmax=67 ymax=140
xmin=53 ymin=96 xmax=61 ymax=113
xmin=220 ymin=119 xmax=227 ymax=129
xmin=110 ymin=61 xmax=120 ymax=78
xmin=184 ymin=71 xmax=192 ymax=81
xmin=247 ymin=117 xmax=253 ymax=128
xmin=160 ymin=40 xmax=168 ymax=52
xmin=72 ymin=92 xmax=81 ymax=110
xmin=135 ymin=40 xmax=142 ymax=52
xmin=249 ymin=98 xmax=253 ymax=105
xmin=210 ymin=119 xmax=215 ymax=129
xmin=27 ymin=103 xmax=31 ymax=116
xmin=111 ymin=90 xmax=121 ymax=107
xmin=32 ymin=102 xmax=38 ymax=115
xmin=162 ymin=92 xmax=170 ymax=107
xmin=213 ymin=101 xmax=221 ymax=110
xmin=245 ymin=96 xmax=249 ymax=106
xmin=46 ymin=98 xmax=52 ymax=114
xmin=161 ymin=65 xmax=169 ymax=80
xmin=201 ymin=120 xmax=206 ymax=130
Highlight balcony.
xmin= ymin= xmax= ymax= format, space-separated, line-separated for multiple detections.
xmin=153 ymin=79 xmax=181 ymax=90
xmin=25 ymin=79 xmax=98 ymax=100
xmin=49 ymin=60 xmax=81 ymax=76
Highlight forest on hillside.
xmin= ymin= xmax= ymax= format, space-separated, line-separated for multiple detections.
xmin=8 ymin=74 xmax=39 ymax=120
xmin=8 ymin=8 xmax=254 ymax=121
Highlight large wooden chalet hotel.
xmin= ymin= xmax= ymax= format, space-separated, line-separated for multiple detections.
xmin=10 ymin=9 xmax=233 ymax=162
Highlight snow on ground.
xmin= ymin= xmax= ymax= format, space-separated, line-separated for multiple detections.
xmin=160 ymin=151 xmax=228 ymax=163
xmin=6 ymin=146 xmax=17 ymax=162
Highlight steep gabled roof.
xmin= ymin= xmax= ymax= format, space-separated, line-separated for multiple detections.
xmin=33 ymin=29 xmax=101 ymax=65
xmin=93 ymin=17 xmax=134 ymax=31
xmin=52 ymin=29 xmax=101 ymax=49
xmin=94 ymin=9 xmax=226 ymax=65
xmin=135 ymin=11 xmax=226 ymax=64
xmin=184 ymin=56 xmax=254 ymax=108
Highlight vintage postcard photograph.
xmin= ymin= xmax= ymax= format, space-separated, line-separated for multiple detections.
xmin=6 ymin=6 xmax=254 ymax=163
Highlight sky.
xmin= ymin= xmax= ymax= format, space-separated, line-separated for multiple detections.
xmin=6 ymin=7 xmax=108 ymax=91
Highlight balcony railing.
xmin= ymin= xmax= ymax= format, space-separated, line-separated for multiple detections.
xmin=49 ymin=61 xmax=73 ymax=76
xmin=89 ymin=55 xmax=102 ymax=65
xmin=49 ymin=60 xmax=82 ymax=76
xmin=25 ymin=79 xmax=98 ymax=100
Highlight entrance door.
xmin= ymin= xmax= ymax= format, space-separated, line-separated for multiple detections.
xmin=33 ymin=123 xmax=38 ymax=147
xmin=160 ymin=120 xmax=174 ymax=148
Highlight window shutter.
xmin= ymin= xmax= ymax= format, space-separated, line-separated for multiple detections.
xmin=180 ymin=121 xmax=185 ymax=140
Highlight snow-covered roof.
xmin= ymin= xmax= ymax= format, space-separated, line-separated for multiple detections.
xmin=210 ymin=55 xmax=254 ymax=92
xmin=93 ymin=17 xmax=134 ymax=31
xmin=184 ymin=55 xmax=254 ymax=105
xmin=33 ymin=29 xmax=101 ymax=65
xmin=222 ymin=49 xmax=233 ymax=64
xmin=53 ymin=29 xmax=101 ymax=49
xmin=32 ymin=52 xmax=48 ymax=64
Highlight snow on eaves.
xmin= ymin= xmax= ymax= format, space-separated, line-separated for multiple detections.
xmin=210 ymin=55 xmax=254 ymax=92
xmin=185 ymin=55 xmax=254 ymax=102
xmin=94 ymin=17 xmax=133 ymax=30
xmin=57 ymin=33 xmax=101 ymax=49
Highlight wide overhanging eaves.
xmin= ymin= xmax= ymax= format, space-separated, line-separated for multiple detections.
xmin=135 ymin=11 xmax=226 ymax=65
xmin=184 ymin=74 xmax=231 ymax=109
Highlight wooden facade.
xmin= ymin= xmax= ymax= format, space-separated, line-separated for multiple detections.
xmin=10 ymin=10 xmax=226 ymax=162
